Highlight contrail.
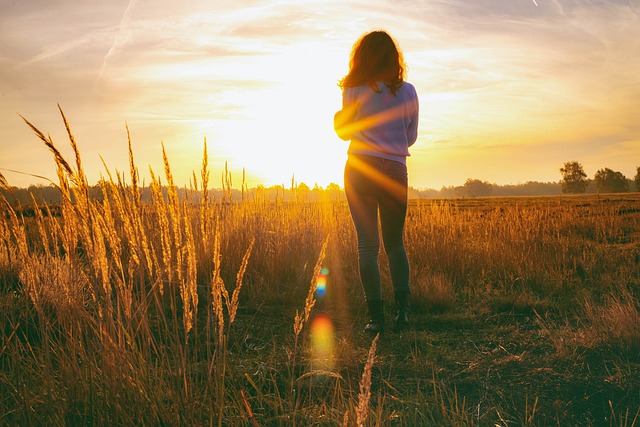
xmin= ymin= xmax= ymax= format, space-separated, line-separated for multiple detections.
xmin=21 ymin=38 xmax=85 ymax=66
xmin=99 ymin=0 xmax=137 ymax=78
xmin=532 ymin=0 xmax=538 ymax=6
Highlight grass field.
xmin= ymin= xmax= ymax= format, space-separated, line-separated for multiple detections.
xmin=1 ymin=116 xmax=640 ymax=425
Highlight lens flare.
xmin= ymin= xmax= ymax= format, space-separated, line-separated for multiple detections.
xmin=316 ymin=267 xmax=329 ymax=298
xmin=310 ymin=314 xmax=334 ymax=370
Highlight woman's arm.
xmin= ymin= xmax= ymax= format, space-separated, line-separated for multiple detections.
xmin=334 ymin=102 xmax=359 ymax=141
xmin=407 ymin=90 xmax=419 ymax=147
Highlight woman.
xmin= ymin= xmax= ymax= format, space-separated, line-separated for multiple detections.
xmin=334 ymin=30 xmax=419 ymax=333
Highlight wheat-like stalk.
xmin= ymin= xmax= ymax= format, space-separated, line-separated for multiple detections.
xmin=88 ymin=202 xmax=116 ymax=312
xmin=199 ymin=140 xmax=210 ymax=248
xmin=149 ymin=168 xmax=171 ymax=294
xmin=99 ymin=183 xmax=125 ymax=274
xmin=30 ymin=195 xmax=51 ymax=256
xmin=0 ymin=199 xmax=14 ymax=266
xmin=181 ymin=201 xmax=198 ymax=335
xmin=211 ymin=226 xmax=225 ymax=344
xmin=294 ymin=235 xmax=329 ymax=337
xmin=162 ymin=143 xmax=184 ymax=285
xmin=124 ymin=127 xmax=155 ymax=275
xmin=0 ymin=171 xmax=8 ymax=191
xmin=221 ymin=161 xmax=236 ymax=205
xmin=8 ymin=206 xmax=38 ymax=310
xmin=97 ymin=192 xmax=132 ymax=317
xmin=229 ymin=238 xmax=255 ymax=325
xmin=356 ymin=333 xmax=379 ymax=427
xmin=103 ymin=176 xmax=143 ymax=316
xmin=55 ymin=164 xmax=78 ymax=261
xmin=112 ymin=171 xmax=143 ymax=269
xmin=126 ymin=123 xmax=140 ymax=205
xmin=58 ymin=105 xmax=89 ymax=195
xmin=20 ymin=115 xmax=74 ymax=177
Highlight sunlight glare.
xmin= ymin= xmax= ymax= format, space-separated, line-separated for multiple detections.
xmin=310 ymin=314 xmax=334 ymax=370
xmin=316 ymin=267 xmax=329 ymax=298
xmin=209 ymin=42 xmax=347 ymax=187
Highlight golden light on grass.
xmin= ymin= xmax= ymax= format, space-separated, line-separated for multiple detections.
xmin=316 ymin=267 xmax=329 ymax=298
xmin=294 ymin=236 xmax=329 ymax=338
xmin=310 ymin=314 xmax=335 ymax=371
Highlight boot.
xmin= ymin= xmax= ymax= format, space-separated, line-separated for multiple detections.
xmin=364 ymin=299 xmax=385 ymax=334
xmin=394 ymin=291 xmax=410 ymax=332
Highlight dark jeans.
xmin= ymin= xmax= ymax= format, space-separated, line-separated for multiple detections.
xmin=344 ymin=154 xmax=410 ymax=301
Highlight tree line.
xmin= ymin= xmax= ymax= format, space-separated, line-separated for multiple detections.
xmin=426 ymin=163 xmax=640 ymax=198
xmin=2 ymin=163 xmax=638 ymax=206
xmin=560 ymin=162 xmax=640 ymax=194
xmin=0 ymin=180 xmax=568 ymax=204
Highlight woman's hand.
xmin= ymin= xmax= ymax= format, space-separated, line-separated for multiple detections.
xmin=334 ymin=103 xmax=359 ymax=141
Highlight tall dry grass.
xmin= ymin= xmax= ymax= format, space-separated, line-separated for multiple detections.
xmin=1 ymin=110 xmax=639 ymax=425
xmin=0 ymin=110 xmax=360 ymax=425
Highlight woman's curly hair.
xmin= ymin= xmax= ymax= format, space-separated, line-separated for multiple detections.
xmin=339 ymin=30 xmax=406 ymax=95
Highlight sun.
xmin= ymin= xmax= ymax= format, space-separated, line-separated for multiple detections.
xmin=209 ymin=42 xmax=349 ymax=188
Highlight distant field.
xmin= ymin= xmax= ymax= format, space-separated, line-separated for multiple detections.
xmin=1 ymin=120 xmax=639 ymax=425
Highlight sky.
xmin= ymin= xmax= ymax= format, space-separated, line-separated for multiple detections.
xmin=1 ymin=0 xmax=639 ymax=190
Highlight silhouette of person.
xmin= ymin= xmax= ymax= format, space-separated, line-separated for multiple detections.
xmin=334 ymin=30 xmax=419 ymax=334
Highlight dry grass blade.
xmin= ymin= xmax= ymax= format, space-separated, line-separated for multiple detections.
xmin=90 ymin=203 xmax=119 ymax=314
xmin=199 ymin=139 xmax=210 ymax=246
xmin=0 ymin=168 xmax=55 ymax=187
xmin=55 ymin=164 xmax=77 ymax=259
xmin=0 ymin=171 xmax=16 ymax=212
xmin=240 ymin=389 xmax=259 ymax=427
xmin=161 ymin=142 xmax=183 ymax=283
xmin=201 ymin=138 xmax=209 ymax=196
xmin=294 ymin=235 xmax=329 ymax=337
xmin=191 ymin=171 xmax=198 ymax=193
xmin=57 ymin=104 xmax=87 ymax=190
xmin=211 ymin=227 xmax=226 ymax=342
xmin=29 ymin=195 xmax=51 ymax=255
xmin=126 ymin=122 xmax=141 ymax=205
xmin=295 ymin=370 xmax=344 ymax=382
xmin=182 ymin=201 xmax=198 ymax=334
xmin=356 ymin=333 xmax=379 ymax=427
xmin=99 ymin=155 xmax=116 ymax=184
xmin=19 ymin=114 xmax=73 ymax=176
xmin=149 ymin=167 xmax=171 ymax=294
xmin=104 ymin=148 xmax=154 ymax=275
xmin=161 ymin=142 xmax=178 ymax=204
xmin=229 ymin=238 xmax=255 ymax=325
xmin=0 ymin=171 xmax=8 ymax=191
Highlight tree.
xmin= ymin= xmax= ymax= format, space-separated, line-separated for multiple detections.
xmin=463 ymin=178 xmax=493 ymax=197
xmin=593 ymin=168 xmax=629 ymax=193
xmin=635 ymin=167 xmax=640 ymax=192
xmin=560 ymin=161 xmax=588 ymax=194
xmin=326 ymin=183 xmax=344 ymax=201
xmin=295 ymin=182 xmax=310 ymax=202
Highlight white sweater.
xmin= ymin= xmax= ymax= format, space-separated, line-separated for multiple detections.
xmin=340 ymin=81 xmax=419 ymax=165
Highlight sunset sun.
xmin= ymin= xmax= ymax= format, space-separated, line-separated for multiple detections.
xmin=227 ymin=43 xmax=348 ymax=187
